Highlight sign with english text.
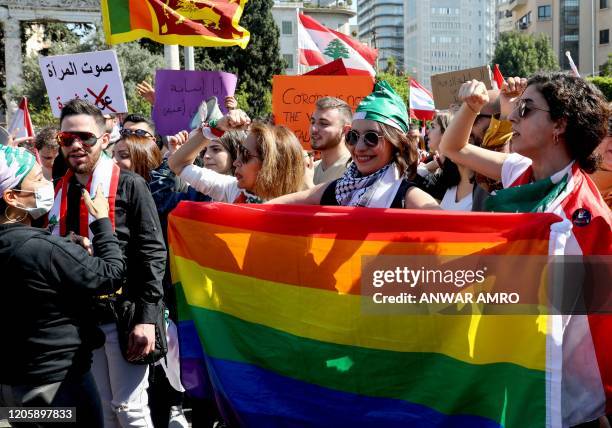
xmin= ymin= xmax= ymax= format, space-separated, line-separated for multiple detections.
xmin=272 ymin=75 xmax=373 ymax=148
xmin=152 ymin=70 xmax=237 ymax=136
xmin=39 ymin=50 xmax=127 ymax=117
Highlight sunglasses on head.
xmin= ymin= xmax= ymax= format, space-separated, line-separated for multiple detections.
xmin=345 ymin=129 xmax=383 ymax=148
xmin=56 ymin=131 xmax=101 ymax=147
xmin=516 ymin=99 xmax=550 ymax=119
xmin=120 ymin=128 xmax=155 ymax=139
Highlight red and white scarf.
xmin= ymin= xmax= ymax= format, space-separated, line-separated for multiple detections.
xmin=48 ymin=155 xmax=120 ymax=239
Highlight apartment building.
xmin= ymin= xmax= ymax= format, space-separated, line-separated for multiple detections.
xmin=404 ymin=0 xmax=496 ymax=88
xmin=496 ymin=0 xmax=611 ymax=75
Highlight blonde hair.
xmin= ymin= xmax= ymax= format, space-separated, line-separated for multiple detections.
xmin=249 ymin=123 xmax=305 ymax=199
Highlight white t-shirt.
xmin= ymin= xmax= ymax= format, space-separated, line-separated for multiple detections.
xmin=179 ymin=164 xmax=241 ymax=203
xmin=501 ymin=152 xmax=533 ymax=188
xmin=440 ymin=185 xmax=473 ymax=211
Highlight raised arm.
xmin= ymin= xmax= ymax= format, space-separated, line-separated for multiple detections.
xmin=168 ymin=109 xmax=251 ymax=175
xmin=439 ymin=80 xmax=509 ymax=181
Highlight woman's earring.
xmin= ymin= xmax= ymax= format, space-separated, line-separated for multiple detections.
xmin=4 ymin=206 xmax=27 ymax=223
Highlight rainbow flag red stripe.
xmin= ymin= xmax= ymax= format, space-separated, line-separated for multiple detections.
xmin=168 ymin=202 xmax=608 ymax=427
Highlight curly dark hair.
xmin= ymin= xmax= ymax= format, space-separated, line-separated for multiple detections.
xmin=379 ymin=123 xmax=418 ymax=179
xmin=527 ymin=72 xmax=610 ymax=173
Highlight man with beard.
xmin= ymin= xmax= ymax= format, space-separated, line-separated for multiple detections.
xmin=50 ymin=99 xmax=166 ymax=428
xmin=310 ymin=97 xmax=353 ymax=185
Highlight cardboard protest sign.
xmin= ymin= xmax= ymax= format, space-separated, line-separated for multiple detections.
xmin=430 ymin=66 xmax=492 ymax=110
xmin=152 ymin=70 xmax=237 ymax=136
xmin=39 ymin=50 xmax=127 ymax=117
xmin=272 ymin=75 xmax=373 ymax=148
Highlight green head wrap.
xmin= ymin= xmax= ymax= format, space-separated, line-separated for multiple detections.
xmin=353 ymin=80 xmax=409 ymax=133
xmin=0 ymin=145 xmax=37 ymax=195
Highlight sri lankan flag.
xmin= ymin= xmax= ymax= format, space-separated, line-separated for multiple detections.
xmin=101 ymin=0 xmax=250 ymax=48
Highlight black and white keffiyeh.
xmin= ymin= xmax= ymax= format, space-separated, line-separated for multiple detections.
xmin=335 ymin=162 xmax=398 ymax=207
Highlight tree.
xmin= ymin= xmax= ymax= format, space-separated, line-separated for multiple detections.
xmin=493 ymin=32 xmax=558 ymax=77
xmin=9 ymin=24 xmax=164 ymax=128
xmin=384 ymin=57 xmax=398 ymax=75
xmin=588 ymin=77 xmax=612 ymax=101
xmin=323 ymin=39 xmax=350 ymax=60
xmin=376 ymin=71 xmax=409 ymax=107
xmin=601 ymin=53 xmax=612 ymax=77
xmin=193 ymin=0 xmax=285 ymax=119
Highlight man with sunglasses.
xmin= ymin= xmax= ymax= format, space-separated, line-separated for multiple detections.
xmin=310 ymin=97 xmax=353 ymax=185
xmin=51 ymin=99 xmax=166 ymax=428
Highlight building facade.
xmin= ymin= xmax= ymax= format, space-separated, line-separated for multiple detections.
xmin=357 ymin=0 xmax=404 ymax=71
xmin=404 ymin=0 xmax=496 ymax=88
xmin=496 ymin=0 xmax=612 ymax=76
xmin=272 ymin=0 xmax=356 ymax=75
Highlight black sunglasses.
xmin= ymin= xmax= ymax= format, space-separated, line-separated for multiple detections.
xmin=346 ymin=129 xmax=383 ymax=148
xmin=236 ymin=144 xmax=260 ymax=164
xmin=120 ymin=128 xmax=155 ymax=139
xmin=56 ymin=131 xmax=101 ymax=147
xmin=516 ymin=99 xmax=550 ymax=118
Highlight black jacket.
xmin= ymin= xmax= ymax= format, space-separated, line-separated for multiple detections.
xmin=61 ymin=170 xmax=166 ymax=324
xmin=0 ymin=219 xmax=125 ymax=386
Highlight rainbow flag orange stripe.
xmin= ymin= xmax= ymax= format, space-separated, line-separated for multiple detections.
xmin=169 ymin=202 xmax=563 ymax=427
xmin=101 ymin=0 xmax=250 ymax=48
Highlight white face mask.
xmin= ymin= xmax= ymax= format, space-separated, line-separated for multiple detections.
xmin=17 ymin=182 xmax=55 ymax=219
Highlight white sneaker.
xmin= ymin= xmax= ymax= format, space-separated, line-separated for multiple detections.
xmin=168 ymin=405 xmax=189 ymax=428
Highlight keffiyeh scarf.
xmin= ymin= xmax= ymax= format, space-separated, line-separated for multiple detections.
xmin=335 ymin=162 xmax=402 ymax=208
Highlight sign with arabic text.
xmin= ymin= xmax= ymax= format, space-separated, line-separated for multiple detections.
xmin=152 ymin=70 xmax=238 ymax=136
xmin=39 ymin=50 xmax=127 ymax=117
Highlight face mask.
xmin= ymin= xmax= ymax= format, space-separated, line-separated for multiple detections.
xmin=17 ymin=182 xmax=55 ymax=219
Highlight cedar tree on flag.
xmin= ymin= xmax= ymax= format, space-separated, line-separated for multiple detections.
xmin=409 ymin=79 xmax=435 ymax=121
xmin=101 ymin=0 xmax=250 ymax=48
xmin=298 ymin=13 xmax=377 ymax=76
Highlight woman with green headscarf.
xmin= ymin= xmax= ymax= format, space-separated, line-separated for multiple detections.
xmin=0 ymin=145 xmax=126 ymax=427
xmin=268 ymin=81 xmax=439 ymax=209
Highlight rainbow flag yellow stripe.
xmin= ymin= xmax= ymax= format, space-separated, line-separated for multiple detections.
xmin=169 ymin=202 xmax=562 ymax=427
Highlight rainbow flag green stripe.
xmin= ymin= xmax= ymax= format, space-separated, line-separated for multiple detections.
xmin=170 ymin=202 xmax=563 ymax=427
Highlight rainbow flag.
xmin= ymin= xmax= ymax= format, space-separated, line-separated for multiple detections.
xmin=101 ymin=0 xmax=250 ymax=48
xmin=168 ymin=203 xmax=608 ymax=427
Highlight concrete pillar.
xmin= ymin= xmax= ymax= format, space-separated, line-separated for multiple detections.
xmin=164 ymin=44 xmax=180 ymax=70
xmin=183 ymin=46 xmax=195 ymax=70
xmin=2 ymin=17 xmax=22 ymax=123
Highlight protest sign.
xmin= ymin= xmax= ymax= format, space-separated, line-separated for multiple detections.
xmin=152 ymin=70 xmax=237 ymax=136
xmin=272 ymin=75 xmax=373 ymax=148
xmin=39 ymin=50 xmax=127 ymax=117
xmin=430 ymin=65 xmax=492 ymax=110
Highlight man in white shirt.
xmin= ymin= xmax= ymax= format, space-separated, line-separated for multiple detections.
xmin=310 ymin=97 xmax=353 ymax=185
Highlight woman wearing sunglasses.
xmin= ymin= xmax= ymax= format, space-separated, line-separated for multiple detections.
xmin=168 ymin=110 xmax=305 ymax=203
xmin=440 ymin=74 xmax=611 ymax=426
xmin=267 ymin=81 xmax=439 ymax=209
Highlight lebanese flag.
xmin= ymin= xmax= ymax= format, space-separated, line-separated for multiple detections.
xmin=492 ymin=64 xmax=505 ymax=90
xmin=8 ymin=97 xmax=34 ymax=141
xmin=409 ymin=78 xmax=435 ymax=121
xmin=298 ymin=13 xmax=377 ymax=76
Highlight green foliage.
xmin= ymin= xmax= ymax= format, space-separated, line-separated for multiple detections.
xmin=323 ymin=39 xmax=350 ymax=60
xmin=601 ymin=53 xmax=612 ymax=77
xmin=192 ymin=0 xmax=285 ymax=119
xmin=384 ymin=57 xmax=398 ymax=75
xmin=8 ymin=24 xmax=163 ymax=128
xmin=588 ymin=76 xmax=612 ymax=101
xmin=493 ymin=32 xmax=559 ymax=77
xmin=376 ymin=72 xmax=409 ymax=107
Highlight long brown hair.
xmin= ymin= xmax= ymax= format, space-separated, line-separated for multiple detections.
xmin=249 ymin=123 xmax=305 ymax=199
xmin=380 ymin=123 xmax=418 ymax=179
xmin=118 ymin=135 xmax=162 ymax=181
